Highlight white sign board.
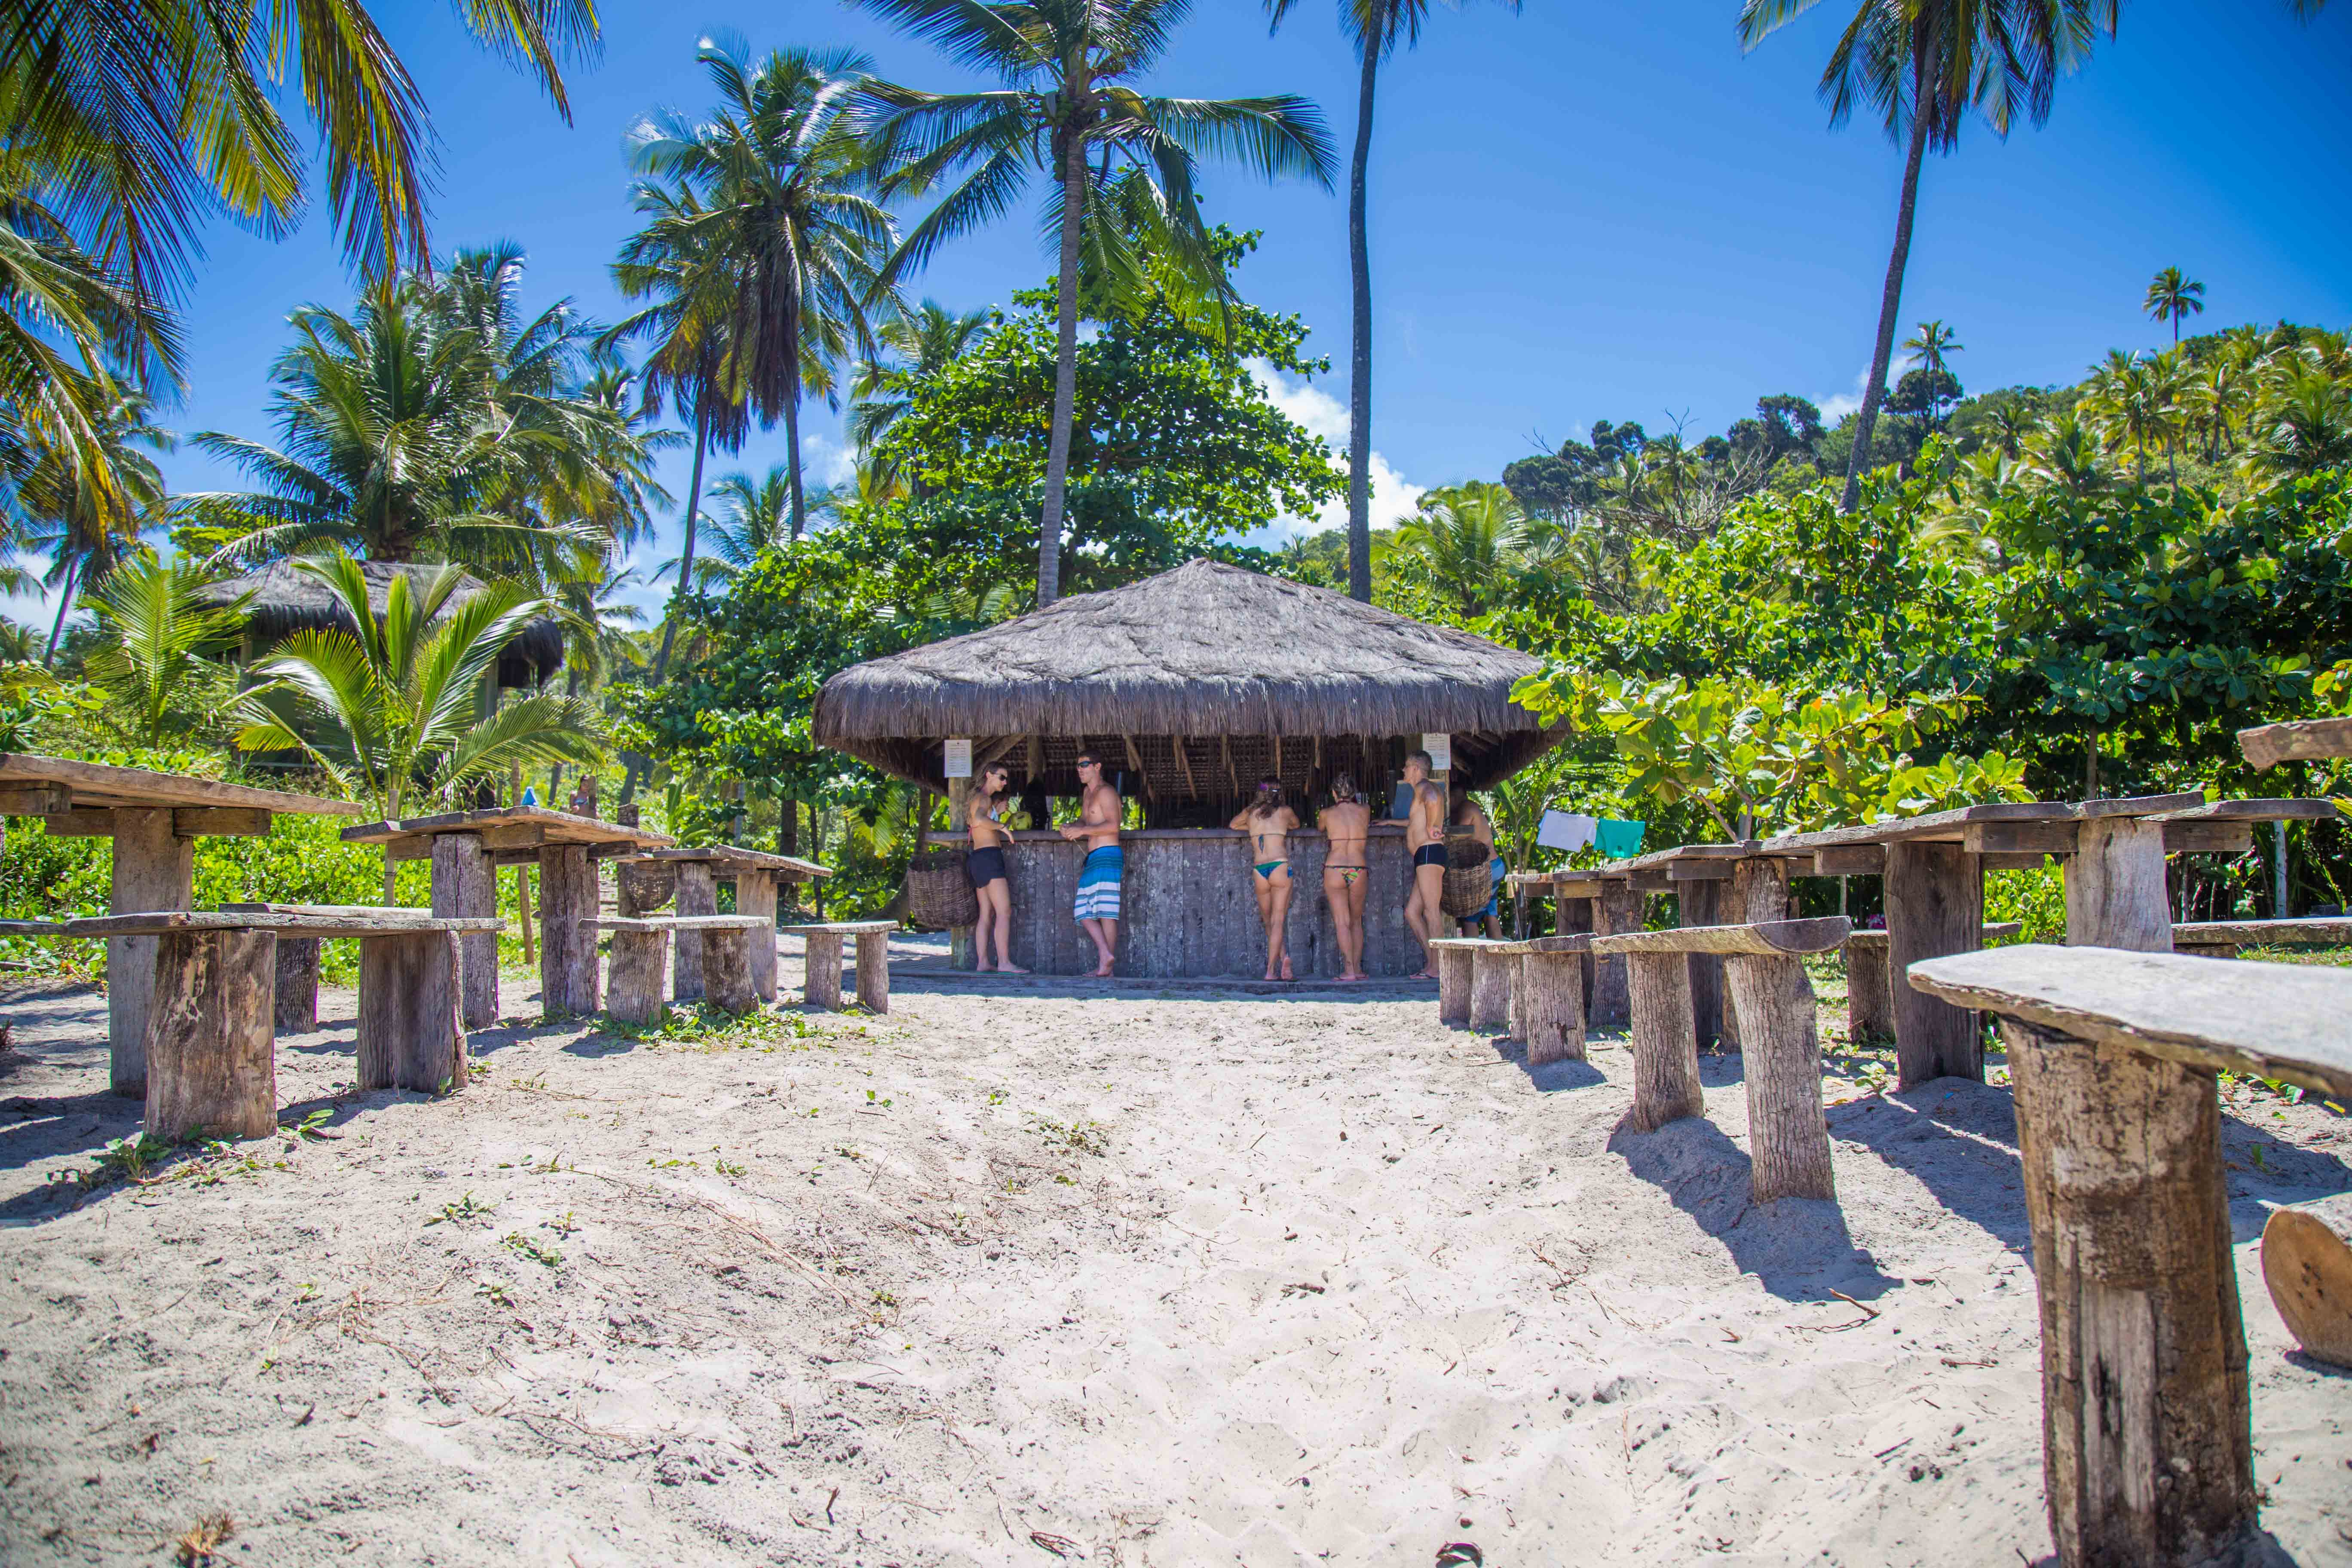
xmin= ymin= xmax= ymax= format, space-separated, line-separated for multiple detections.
xmin=1421 ymin=732 xmax=1452 ymax=773
xmin=943 ymin=738 xmax=973 ymax=778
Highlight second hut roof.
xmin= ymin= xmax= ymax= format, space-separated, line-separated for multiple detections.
xmin=197 ymin=560 xmax=565 ymax=679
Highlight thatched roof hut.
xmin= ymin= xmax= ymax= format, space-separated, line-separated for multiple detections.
xmin=814 ymin=559 xmax=1566 ymax=821
xmin=198 ymin=560 xmax=564 ymax=688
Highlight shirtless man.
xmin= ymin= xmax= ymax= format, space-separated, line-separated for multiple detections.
xmin=1395 ymin=750 xmax=1448 ymax=979
xmin=1316 ymin=774 xmax=1372 ymax=981
xmin=1229 ymin=779 xmax=1301 ymax=981
xmin=1060 ymin=752 xmax=1124 ymax=977
xmin=964 ymin=762 xmax=1026 ymax=973
xmin=1452 ymin=784 xmax=1505 ymax=940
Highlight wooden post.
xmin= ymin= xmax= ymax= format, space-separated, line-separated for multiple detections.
xmin=2066 ymin=817 xmax=2174 ymax=952
xmin=1625 ymin=951 xmax=1704 ymax=1131
xmin=1504 ymin=951 xmax=1526 ymax=1040
xmin=107 ymin=806 xmax=194 ymax=1096
xmin=703 ymin=928 xmax=756 ymax=1015
xmin=2005 ymin=1017 xmax=2254 ymax=1567
xmin=144 ymin=928 xmax=276 ymax=1142
xmin=1522 ymin=951 xmax=1586 ymax=1066
xmin=515 ymin=864 xmax=535 ymax=966
xmin=803 ymin=930 xmax=845 ymax=1010
xmin=1885 ymin=840 xmax=1983 ymax=1087
xmin=273 ymin=937 xmax=319 ymax=1035
xmin=1436 ymin=944 xmax=1474 ymax=1028
xmin=1844 ymin=934 xmax=1894 ymax=1041
xmin=604 ymin=928 xmax=668 ymax=1025
xmin=537 ymin=846 xmax=600 ymax=1017
xmin=2262 ymin=1194 xmax=2352 ymax=1369
xmin=948 ymin=767 xmax=974 ymax=971
xmin=855 ymin=929 xmax=891 ymax=1015
xmin=1725 ymin=951 xmax=1834 ymax=1203
xmin=1591 ymin=882 xmax=1638 ymax=1029
xmin=1726 ymin=857 xmax=1817 ymax=1055
xmin=1470 ymin=947 xmax=1513 ymax=1032
xmin=1678 ymin=879 xmax=1726 ymax=1049
xmin=430 ymin=832 xmax=499 ymax=1029
xmin=736 ymin=871 xmax=779 ymax=1001
xmin=672 ymin=860 xmax=717 ymax=1002
xmin=1559 ymin=891 xmax=1598 ymax=1021
xmin=358 ymin=930 xmax=467 ymax=1092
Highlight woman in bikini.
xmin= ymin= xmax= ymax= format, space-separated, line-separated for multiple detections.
xmin=965 ymin=763 xmax=1026 ymax=973
xmin=1229 ymin=778 xmax=1301 ymax=981
xmin=1317 ymin=774 xmax=1371 ymax=981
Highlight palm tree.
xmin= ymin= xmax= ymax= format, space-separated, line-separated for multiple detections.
xmin=628 ymin=40 xmax=896 ymax=542
xmin=1903 ymin=319 xmax=1962 ymax=377
xmin=855 ymin=0 xmax=1337 ymax=605
xmin=2249 ymin=369 xmax=2352 ymax=478
xmin=2018 ymin=409 xmax=2107 ymax=495
xmin=15 ymin=387 xmax=171 ymax=663
xmin=1741 ymin=0 xmax=2102 ymax=513
xmin=1264 ymin=0 xmax=1519 ymax=604
xmin=82 ymin=557 xmax=251 ymax=746
xmin=1389 ymin=481 xmax=1532 ymax=617
xmin=231 ymin=551 xmax=604 ymax=898
xmin=2144 ymin=266 xmax=2205 ymax=346
xmin=848 ymin=299 xmax=990 ymax=480
xmin=3 ymin=0 xmax=599 ymax=294
xmin=2082 ymin=349 xmax=2172 ymax=485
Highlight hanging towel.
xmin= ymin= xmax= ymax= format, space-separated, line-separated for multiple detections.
xmin=1592 ymin=818 xmax=1646 ymax=860
xmin=1538 ymin=810 xmax=1597 ymax=852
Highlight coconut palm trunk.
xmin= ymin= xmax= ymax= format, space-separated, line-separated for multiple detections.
xmin=1838 ymin=71 xmax=1931 ymax=515
xmin=649 ymin=404 xmax=710 ymax=686
xmin=1037 ymin=121 xmax=1090 ymax=607
xmin=784 ymin=390 xmax=807 ymax=540
xmin=44 ymin=560 xmax=80 ymax=667
xmin=1344 ymin=5 xmax=1381 ymax=603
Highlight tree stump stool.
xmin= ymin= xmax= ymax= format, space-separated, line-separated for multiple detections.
xmin=273 ymin=936 xmax=320 ymax=1035
xmin=1519 ymin=935 xmax=1590 ymax=1066
xmin=1426 ymin=940 xmax=1482 ymax=1029
xmin=1595 ymin=916 xmax=1851 ymax=1200
xmin=780 ymin=922 xmax=897 ymax=1013
xmin=1845 ymin=923 xmax=2016 ymax=1044
xmin=584 ymin=916 xmax=769 ymax=1025
xmin=1911 ymin=944 xmax=2352 ymax=1568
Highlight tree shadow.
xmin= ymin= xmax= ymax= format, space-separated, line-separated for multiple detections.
xmin=1606 ymin=1109 xmax=1898 ymax=1304
xmin=1474 ymin=1034 xmax=1605 ymax=1093
xmin=0 ymin=1089 xmax=141 ymax=1178
xmin=1824 ymin=1076 xmax=2032 ymax=1253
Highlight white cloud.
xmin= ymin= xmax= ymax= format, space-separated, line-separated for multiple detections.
xmin=1816 ymin=365 xmax=1872 ymax=424
xmin=800 ymin=432 xmax=859 ymax=488
xmin=1242 ymin=360 xmax=1427 ymax=545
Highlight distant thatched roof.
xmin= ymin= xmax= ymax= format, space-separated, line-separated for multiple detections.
xmin=197 ymin=560 xmax=564 ymax=684
xmin=815 ymin=559 xmax=1567 ymax=801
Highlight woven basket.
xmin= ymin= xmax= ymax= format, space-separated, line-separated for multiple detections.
xmin=1439 ymin=837 xmax=1496 ymax=919
xmin=904 ymin=848 xmax=979 ymax=929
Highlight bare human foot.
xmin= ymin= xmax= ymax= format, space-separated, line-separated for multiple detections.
xmin=1092 ymin=960 xmax=1115 ymax=978
xmin=1280 ymin=955 xmax=1293 ymax=981
xmin=1338 ymin=971 xmax=1367 ymax=982
xmin=993 ymin=962 xmax=1029 ymax=974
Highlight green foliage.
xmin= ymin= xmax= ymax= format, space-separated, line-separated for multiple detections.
xmin=80 ymin=557 xmax=248 ymax=746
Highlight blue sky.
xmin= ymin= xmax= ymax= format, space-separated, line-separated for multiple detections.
xmin=13 ymin=0 xmax=2348 ymax=627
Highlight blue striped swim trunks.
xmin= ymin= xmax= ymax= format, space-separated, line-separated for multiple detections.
xmin=1074 ymin=844 xmax=1124 ymax=920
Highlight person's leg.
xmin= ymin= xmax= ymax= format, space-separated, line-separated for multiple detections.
xmin=1344 ymin=873 xmax=1368 ymax=978
xmin=1323 ymin=870 xmax=1357 ymax=980
xmin=1255 ymin=871 xmax=1279 ymax=979
xmin=1410 ymin=863 xmax=1446 ymax=977
xmin=1270 ymin=868 xmax=1293 ymax=980
xmin=1081 ymin=916 xmax=1115 ymax=975
xmin=984 ymin=881 xmax=1024 ymax=971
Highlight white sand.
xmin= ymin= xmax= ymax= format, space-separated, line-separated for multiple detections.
xmin=2 ymin=959 xmax=2349 ymax=1566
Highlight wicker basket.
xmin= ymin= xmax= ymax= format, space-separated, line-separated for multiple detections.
xmin=1439 ymin=836 xmax=1496 ymax=919
xmin=904 ymin=848 xmax=979 ymax=928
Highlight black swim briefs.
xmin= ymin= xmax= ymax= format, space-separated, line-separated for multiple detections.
xmin=1413 ymin=843 xmax=1447 ymax=869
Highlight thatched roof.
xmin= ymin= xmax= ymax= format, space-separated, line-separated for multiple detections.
xmin=198 ymin=560 xmax=564 ymax=685
xmin=814 ymin=559 xmax=1567 ymax=806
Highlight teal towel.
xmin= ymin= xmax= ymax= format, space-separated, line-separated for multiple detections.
xmin=1593 ymin=818 xmax=1646 ymax=860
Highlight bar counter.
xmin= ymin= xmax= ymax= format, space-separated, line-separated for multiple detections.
xmin=939 ymin=825 xmax=1430 ymax=978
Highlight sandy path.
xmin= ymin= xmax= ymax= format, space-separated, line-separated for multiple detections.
xmin=1 ymin=969 xmax=2347 ymax=1566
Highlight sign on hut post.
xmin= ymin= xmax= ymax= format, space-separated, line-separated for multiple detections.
xmin=1424 ymin=733 xmax=1452 ymax=785
xmin=945 ymin=739 xmax=974 ymax=970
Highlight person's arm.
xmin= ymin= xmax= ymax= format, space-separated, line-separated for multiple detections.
xmin=1229 ymin=807 xmax=1253 ymax=831
xmin=1280 ymin=807 xmax=1301 ymax=832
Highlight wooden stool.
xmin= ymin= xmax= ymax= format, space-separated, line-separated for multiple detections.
xmin=1424 ymin=939 xmax=1492 ymax=1029
xmin=1519 ymin=934 xmax=1590 ymax=1066
xmin=779 ymin=921 xmax=897 ymax=1013
xmin=1592 ymin=916 xmax=1851 ymax=1202
xmin=65 ymin=908 xmax=501 ymax=1140
xmin=584 ymin=916 xmax=768 ymax=1023
xmin=1911 ymin=946 xmax=2352 ymax=1568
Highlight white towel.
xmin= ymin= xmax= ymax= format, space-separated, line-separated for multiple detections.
xmin=1538 ymin=810 xmax=1597 ymax=852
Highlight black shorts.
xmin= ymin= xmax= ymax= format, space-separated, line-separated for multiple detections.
xmin=1413 ymin=843 xmax=1447 ymax=869
xmin=966 ymin=845 xmax=1007 ymax=888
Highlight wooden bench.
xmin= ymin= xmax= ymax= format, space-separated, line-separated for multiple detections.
xmin=1425 ymin=937 xmax=1515 ymax=1030
xmin=1909 ymin=946 xmax=2352 ymax=1566
xmin=1592 ymin=916 xmax=1852 ymax=1204
xmin=584 ymin=916 xmax=766 ymax=1024
xmin=779 ymin=921 xmax=896 ymax=1013
xmin=1843 ymin=921 xmax=2022 ymax=1041
xmin=61 ymin=907 xmax=501 ymax=1141
xmin=1516 ymin=934 xmax=1592 ymax=1066
xmin=2168 ymin=915 xmax=2352 ymax=960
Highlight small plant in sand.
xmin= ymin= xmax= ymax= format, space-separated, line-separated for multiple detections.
xmin=541 ymin=1211 xmax=579 ymax=1238
xmin=834 ymin=1145 xmax=864 ymax=1161
xmin=57 ymin=1131 xmax=178 ymax=1190
xmin=714 ymin=1156 xmax=749 ymax=1178
xmin=175 ymin=1510 xmax=235 ymax=1566
xmin=425 ymin=1191 xmax=497 ymax=1226
xmin=864 ymin=1089 xmax=892 ymax=1109
xmin=602 ymin=1003 xmax=853 ymax=1053
xmin=1028 ymin=1116 xmax=1109 ymax=1157
xmin=502 ymin=1231 xmax=562 ymax=1267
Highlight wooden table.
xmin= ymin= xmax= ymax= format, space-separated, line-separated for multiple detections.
xmin=61 ymin=907 xmax=499 ymax=1137
xmin=608 ymin=845 xmax=829 ymax=1004
xmin=341 ymin=808 xmax=672 ymax=1021
xmin=1763 ymin=794 xmax=2339 ymax=1087
xmin=0 ymin=753 xmax=361 ymax=1095
xmin=2239 ymin=715 xmax=2352 ymax=770
xmin=1507 ymin=867 xmax=1642 ymax=1027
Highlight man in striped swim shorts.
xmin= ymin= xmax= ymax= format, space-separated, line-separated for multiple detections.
xmin=1060 ymin=751 xmax=1124 ymax=977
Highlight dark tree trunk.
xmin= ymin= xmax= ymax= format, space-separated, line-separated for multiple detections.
xmin=43 ymin=558 xmax=79 ymax=667
xmin=649 ymin=406 xmax=710 ymax=688
xmin=1345 ymin=9 xmax=1382 ymax=602
xmin=1037 ymin=119 xmax=1089 ymax=607
xmin=784 ymin=389 xmax=806 ymax=540
xmin=1839 ymin=85 xmax=1932 ymax=515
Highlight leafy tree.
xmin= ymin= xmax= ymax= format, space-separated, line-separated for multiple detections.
xmin=1381 ymin=481 xmax=1536 ymax=618
xmin=16 ymin=386 xmax=170 ymax=663
xmin=849 ymin=300 xmax=991 ymax=486
xmin=856 ymin=0 xmax=1336 ymax=604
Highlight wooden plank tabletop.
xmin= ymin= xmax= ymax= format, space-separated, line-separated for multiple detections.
xmin=65 ymin=910 xmax=504 ymax=939
xmin=777 ymin=921 xmax=897 ymax=936
xmin=2146 ymin=797 xmax=2343 ymax=823
xmin=586 ymin=916 xmax=769 ymax=932
xmin=1762 ymin=801 xmax=2078 ymax=853
xmin=1908 ymin=944 xmax=2352 ymax=1101
xmin=2240 ymin=716 xmax=2352 ymax=770
xmin=340 ymin=805 xmax=673 ymax=850
xmin=611 ymin=845 xmax=831 ymax=877
xmin=2169 ymin=916 xmax=2352 ymax=946
xmin=0 ymin=753 xmax=362 ymax=815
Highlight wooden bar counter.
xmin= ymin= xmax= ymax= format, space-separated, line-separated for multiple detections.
xmin=942 ymin=825 xmax=1426 ymax=978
